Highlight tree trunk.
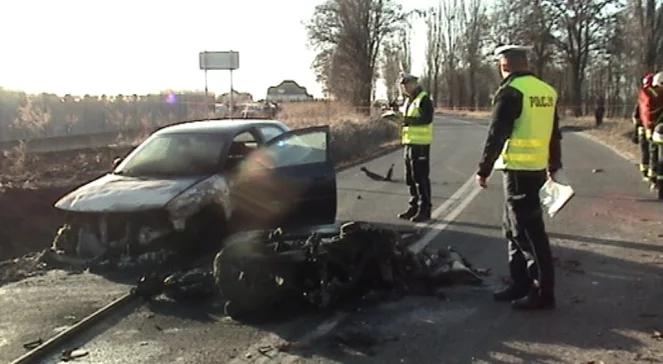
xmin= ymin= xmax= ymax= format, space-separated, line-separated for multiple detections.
xmin=571 ymin=64 xmax=583 ymax=117
xmin=469 ymin=65 xmax=477 ymax=111
xmin=433 ymin=69 xmax=439 ymax=107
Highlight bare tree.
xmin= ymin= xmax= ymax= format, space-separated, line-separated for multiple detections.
xmin=424 ymin=3 xmax=444 ymax=106
xmin=460 ymin=0 xmax=486 ymax=110
xmin=307 ymin=0 xmax=405 ymax=108
xmin=439 ymin=0 xmax=463 ymax=108
xmin=489 ymin=0 xmax=556 ymax=78
xmin=381 ymin=42 xmax=401 ymax=103
xmin=633 ymin=0 xmax=663 ymax=71
xmin=544 ymin=0 xmax=622 ymax=116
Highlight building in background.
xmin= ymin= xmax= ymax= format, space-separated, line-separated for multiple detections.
xmin=266 ymin=80 xmax=313 ymax=102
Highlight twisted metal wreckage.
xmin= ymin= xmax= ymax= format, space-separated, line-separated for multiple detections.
xmin=47 ymin=187 xmax=484 ymax=318
xmin=132 ymin=222 xmax=485 ymax=318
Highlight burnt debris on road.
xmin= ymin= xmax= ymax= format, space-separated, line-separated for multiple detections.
xmin=127 ymin=222 xmax=483 ymax=320
xmin=213 ymin=222 xmax=482 ymax=319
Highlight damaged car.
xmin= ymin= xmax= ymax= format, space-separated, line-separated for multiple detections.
xmin=50 ymin=119 xmax=337 ymax=265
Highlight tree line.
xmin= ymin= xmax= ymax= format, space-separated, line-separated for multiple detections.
xmin=307 ymin=0 xmax=663 ymax=118
xmin=0 ymin=89 xmax=211 ymax=141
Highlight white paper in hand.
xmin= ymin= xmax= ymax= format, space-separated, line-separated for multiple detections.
xmin=539 ymin=178 xmax=575 ymax=218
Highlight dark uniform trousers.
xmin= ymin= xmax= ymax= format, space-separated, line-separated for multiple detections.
xmin=502 ymin=170 xmax=555 ymax=298
xmin=651 ymin=141 xmax=659 ymax=178
xmin=641 ymin=132 xmax=650 ymax=170
xmin=404 ymin=144 xmax=432 ymax=212
xmin=650 ymin=125 xmax=663 ymax=179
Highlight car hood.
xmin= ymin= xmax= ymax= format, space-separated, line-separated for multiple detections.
xmin=55 ymin=174 xmax=206 ymax=213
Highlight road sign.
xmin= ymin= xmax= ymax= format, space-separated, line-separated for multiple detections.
xmin=199 ymin=51 xmax=239 ymax=70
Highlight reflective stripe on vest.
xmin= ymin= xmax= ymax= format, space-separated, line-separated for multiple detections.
xmin=402 ymin=91 xmax=433 ymax=145
xmin=497 ymin=75 xmax=557 ymax=171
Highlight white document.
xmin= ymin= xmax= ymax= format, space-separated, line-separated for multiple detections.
xmin=539 ymin=178 xmax=575 ymax=218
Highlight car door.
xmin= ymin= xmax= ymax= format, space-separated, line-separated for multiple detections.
xmin=231 ymin=126 xmax=336 ymax=228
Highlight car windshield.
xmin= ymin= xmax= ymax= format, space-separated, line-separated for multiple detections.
xmin=115 ymin=133 xmax=223 ymax=177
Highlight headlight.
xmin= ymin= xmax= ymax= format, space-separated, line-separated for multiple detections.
xmin=165 ymin=176 xmax=230 ymax=231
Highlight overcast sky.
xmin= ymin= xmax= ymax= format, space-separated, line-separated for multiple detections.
xmin=0 ymin=0 xmax=439 ymax=99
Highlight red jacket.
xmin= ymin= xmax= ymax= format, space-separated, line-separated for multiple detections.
xmin=638 ymin=86 xmax=663 ymax=130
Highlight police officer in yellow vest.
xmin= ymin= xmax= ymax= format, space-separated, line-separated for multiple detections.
xmin=476 ymin=45 xmax=563 ymax=310
xmin=398 ymin=74 xmax=434 ymax=222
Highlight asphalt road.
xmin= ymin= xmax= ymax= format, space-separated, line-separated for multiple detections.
xmin=2 ymin=116 xmax=663 ymax=364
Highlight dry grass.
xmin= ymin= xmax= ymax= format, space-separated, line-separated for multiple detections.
xmin=277 ymin=101 xmax=367 ymax=127
xmin=278 ymin=102 xmax=399 ymax=167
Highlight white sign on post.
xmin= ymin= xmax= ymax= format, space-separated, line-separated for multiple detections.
xmin=199 ymin=51 xmax=240 ymax=119
xmin=199 ymin=51 xmax=239 ymax=70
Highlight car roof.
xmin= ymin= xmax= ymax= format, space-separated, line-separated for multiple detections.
xmin=155 ymin=119 xmax=288 ymax=136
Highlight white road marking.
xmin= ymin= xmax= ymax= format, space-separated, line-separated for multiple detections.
xmin=410 ymin=175 xmax=482 ymax=253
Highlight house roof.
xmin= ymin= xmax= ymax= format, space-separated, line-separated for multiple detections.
xmin=267 ymin=80 xmax=311 ymax=96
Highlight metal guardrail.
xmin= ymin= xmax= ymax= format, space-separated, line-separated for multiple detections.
xmin=0 ymin=130 xmax=144 ymax=154
xmin=10 ymin=291 xmax=137 ymax=364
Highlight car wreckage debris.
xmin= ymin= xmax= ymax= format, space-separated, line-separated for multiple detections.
xmin=360 ymin=164 xmax=394 ymax=182
xmin=212 ymin=222 xmax=484 ymax=318
xmin=106 ymin=222 xmax=482 ymax=320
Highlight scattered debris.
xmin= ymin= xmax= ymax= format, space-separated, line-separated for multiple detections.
xmin=559 ymin=259 xmax=585 ymax=274
xmin=258 ymin=345 xmax=274 ymax=357
xmin=61 ymin=348 xmax=89 ymax=362
xmin=570 ymin=296 xmax=584 ymax=304
xmin=22 ymin=338 xmax=43 ymax=350
xmin=162 ymin=269 xmax=217 ymax=300
xmin=134 ymin=269 xmax=217 ymax=301
xmin=0 ymin=250 xmax=50 ymax=286
xmin=360 ymin=164 xmax=394 ymax=182
xmin=213 ymin=222 xmax=484 ymax=319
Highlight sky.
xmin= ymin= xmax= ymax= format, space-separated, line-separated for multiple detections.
xmin=0 ymin=0 xmax=436 ymax=99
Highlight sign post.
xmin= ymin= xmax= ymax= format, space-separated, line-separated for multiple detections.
xmin=199 ymin=51 xmax=240 ymax=118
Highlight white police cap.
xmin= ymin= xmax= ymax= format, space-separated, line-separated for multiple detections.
xmin=494 ymin=45 xmax=532 ymax=59
xmin=400 ymin=73 xmax=419 ymax=84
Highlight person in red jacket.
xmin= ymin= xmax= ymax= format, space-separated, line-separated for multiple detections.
xmin=639 ymin=72 xmax=663 ymax=188
xmin=633 ymin=73 xmax=655 ymax=180
xmin=648 ymin=72 xmax=663 ymax=192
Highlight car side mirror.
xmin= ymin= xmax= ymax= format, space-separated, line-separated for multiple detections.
xmin=112 ymin=157 xmax=123 ymax=170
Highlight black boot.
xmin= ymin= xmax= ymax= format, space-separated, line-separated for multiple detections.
xmin=511 ymin=290 xmax=556 ymax=310
xmin=493 ymin=285 xmax=529 ymax=302
xmin=410 ymin=209 xmax=431 ymax=223
xmin=398 ymin=206 xmax=418 ymax=220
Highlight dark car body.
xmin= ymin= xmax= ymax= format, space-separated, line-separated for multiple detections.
xmin=52 ymin=119 xmax=337 ymax=259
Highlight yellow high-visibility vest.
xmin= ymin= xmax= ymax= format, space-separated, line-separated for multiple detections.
xmin=401 ymin=91 xmax=433 ymax=145
xmin=497 ymin=75 xmax=557 ymax=171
